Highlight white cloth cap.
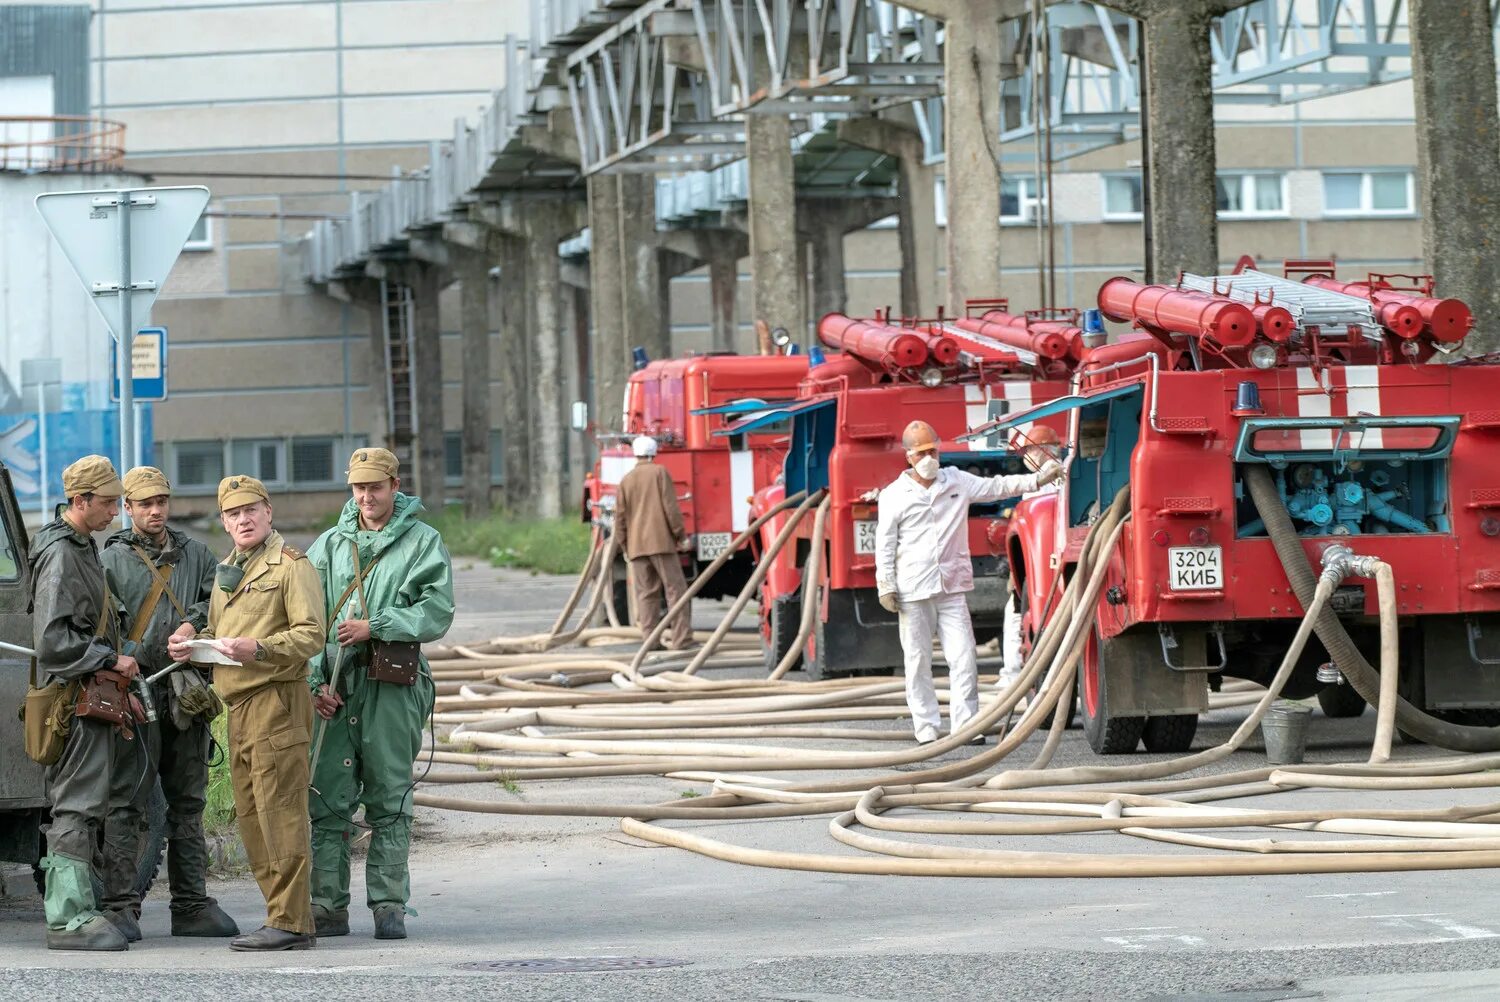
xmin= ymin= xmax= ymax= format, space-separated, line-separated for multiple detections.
xmin=632 ymin=435 xmax=658 ymax=458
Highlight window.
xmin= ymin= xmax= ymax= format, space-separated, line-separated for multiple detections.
xmin=183 ymin=214 xmax=211 ymax=251
xmin=290 ymin=437 xmax=337 ymax=485
xmin=174 ymin=441 xmax=224 ymax=488
xmin=1102 ymin=173 xmax=1143 ymax=219
xmin=443 ymin=431 xmax=506 ymax=486
xmin=1322 ymin=170 xmax=1414 ymax=216
xmin=0 ymin=491 xmax=18 ymax=580
xmin=1000 ymin=176 xmax=1046 ymax=223
xmin=230 ymin=439 xmax=283 ymax=484
xmin=1216 ymin=173 xmax=1286 ymax=218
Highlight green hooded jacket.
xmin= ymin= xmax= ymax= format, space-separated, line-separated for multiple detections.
xmin=100 ymin=525 xmax=216 ymax=673
xmin=306 ymin=492 xmax=455 ymax=688
xmin=28 ymin=517 xmax=121 ymax=683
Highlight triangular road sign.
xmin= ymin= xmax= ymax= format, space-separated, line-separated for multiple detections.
xmin=35 ymin=186 xmax=210 ymax=341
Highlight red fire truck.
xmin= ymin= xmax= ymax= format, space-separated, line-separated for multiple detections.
xmin=994 ymin=261 xmax=1500 ymax=754
xmin=739 ymin=307 xmax=1078 ymax=678
xmin=583 ymin=352 xmax=809 ymax=616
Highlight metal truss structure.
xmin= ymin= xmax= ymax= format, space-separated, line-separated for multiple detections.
xmin=302 ymin=0 xmax=1456 ymax=285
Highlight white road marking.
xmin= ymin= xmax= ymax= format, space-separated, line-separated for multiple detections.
xmin=1306 ymin=890 xmax=1399 ymax=899
xmin=1356 ymin=913 xmax=1500 ymax=941
xmin=1101 ymin=932 xmax=1207 ymax=951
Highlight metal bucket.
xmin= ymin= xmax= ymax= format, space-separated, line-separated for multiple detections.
xmin=1261 ymin=702 xmax=1313 ymax=765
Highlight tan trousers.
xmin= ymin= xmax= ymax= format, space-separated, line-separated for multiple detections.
xmin=630 ymin=552 xmax=692 ymax=649
xmin=227 ymin=680 xmax=314 ymax=935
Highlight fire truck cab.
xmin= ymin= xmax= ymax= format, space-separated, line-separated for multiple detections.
xmin=584 ymin=352 xmax=809 ymax=616
xmin=998 ymin=263 xmax=1500 ymax=755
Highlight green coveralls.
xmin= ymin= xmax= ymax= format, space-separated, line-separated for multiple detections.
xmin=306 ymin=493 xmax=454 ymax=914
xmin=29 ymin=518 xmax=126 ymax=932
xmin=98 ymin=526 xmax=218 ymax=920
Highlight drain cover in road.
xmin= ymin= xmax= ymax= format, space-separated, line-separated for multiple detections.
xmin=456 ymin=957 xmax=692 ymax=974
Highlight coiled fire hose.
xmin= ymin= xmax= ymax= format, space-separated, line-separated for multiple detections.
xmin=412 ymin=480 xmax=1500 ymax=877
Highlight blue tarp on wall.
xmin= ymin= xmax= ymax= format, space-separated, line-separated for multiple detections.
xmin=0 ymin=406 xmax=153 ymax=512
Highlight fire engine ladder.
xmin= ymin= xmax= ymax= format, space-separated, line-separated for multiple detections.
xmin=1177 ymin=269 xmax=1383 ymax=342
xmin=937 ymin=322 xmax=1041 ymax=369
xmin=379 ymin=279 xmax=416 ymax=470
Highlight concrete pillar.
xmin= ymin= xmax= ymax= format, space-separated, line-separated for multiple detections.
xmin=409 ymin=264 xmax=446 ymax=508
xmin=456 ymin=250 xmax=492 ymax=518
xmin=708 ymin=253 xmax=738 ymax=351
xmin=524 ymin=205 xmax=570 ymax=519
xmin=807 ymin=209 xmax=847 ymax=320
xmin=618 ymin=174 xmax=669 ymax=363
xmin=942 ymin=3 xmax=1004 ymax=309
xmin=1411 ymin=0 xmax=1500 ymax=353
xmin=360 ymin=295 xmax=391 ymax=449
xmin=747 ymin=115 xmax=805 ymax=340
xmin=588 ymin=175 xmax=627 ymax=429
xmin=836 ymin=117 xmax=939 ymax=317
xmin=496 ymin=237 xmax=530 ymax=512
xmin=1138 ymin=3 xmax=1220 ymax=280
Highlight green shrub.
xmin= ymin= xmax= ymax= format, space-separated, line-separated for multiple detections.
xmin=419 ymin=508 xmax=593 ymax=576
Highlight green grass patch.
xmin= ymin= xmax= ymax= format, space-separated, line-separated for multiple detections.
xmin=421 ymin=507 xmax=593 ymax=576
xmin=204 ymin=715 xmax=236 ymax=837
xmin=305 ymin=504 xmax=592 ymax=576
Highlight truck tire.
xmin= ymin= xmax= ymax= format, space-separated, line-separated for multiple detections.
xmin=1141 ymin=714 xmax=1198 ymax=753
xmin=1080 ymin=626 xmax=1145 ymax=754
xmin=761 ymin=588 xmax=802 ymax=674
xmin=90 ymin=779 xmax=168 ymax=904
xmin=1317 ymin=683 xmax=1367 ymax=719
xmin=609 ymin=578 xmax=633 ymax=627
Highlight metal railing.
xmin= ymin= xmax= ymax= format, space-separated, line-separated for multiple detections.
xmin=0 ymin=116 xmax=127 ymax=173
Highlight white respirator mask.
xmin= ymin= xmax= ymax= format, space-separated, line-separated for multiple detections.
xmin=913 ymin=454 xmax=940 ymax=481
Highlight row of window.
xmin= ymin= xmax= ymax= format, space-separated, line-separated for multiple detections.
xmin=930 ymin=170 xmax=1416 ymax=225
xmin=161 ymin=432 xmax=505 ymax=493
xmin=1101 ymin=170 xmax=1414 ymax=221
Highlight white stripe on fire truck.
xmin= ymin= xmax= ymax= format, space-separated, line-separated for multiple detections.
xmin=729 ymin=449 xmax=753 ymax=532
xmin=600 ymin=455 xmax=633 ymax=486
xmin=1344 ymin=364 xmax=1384 ymax=449
xmin=1296 ymin=367 xmax=1335 ymax=450
xmin=965 ymin=383 xmax=989 ymax=450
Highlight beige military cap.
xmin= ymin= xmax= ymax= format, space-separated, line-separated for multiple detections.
xmin=218 ymin=474 xmax=270 ymax=511
xmin=123 ymin=465 xmax=172 ymax=501
xmin=346 ymin=447 xmax=399 ymax=484
xmin=62 ymin=455 xmax=124 ymax=499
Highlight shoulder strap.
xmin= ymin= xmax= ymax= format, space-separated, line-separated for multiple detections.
xmin=93 ymin=576 xmax=115 ymax=641
xmin=330 ymin=541 xmax=384 ymax=620
xmin=125 ymin=552 xmax=177 ymax=645
xmin=130 ymin=545 xmax=190 ymax=623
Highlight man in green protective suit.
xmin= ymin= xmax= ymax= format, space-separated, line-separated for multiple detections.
xmin=31 ymin=456 xmax=138 ymax=951
xmin=306 ymin=448 xmax=453 ymax=940
xmin=98 ymin=466 xmax=240 ymax=941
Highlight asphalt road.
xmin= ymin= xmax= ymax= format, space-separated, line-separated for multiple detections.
xmin=5 ymin=561 xmax=1500 ymax=1001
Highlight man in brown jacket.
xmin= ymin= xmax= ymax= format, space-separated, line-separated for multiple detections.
xmin=614 ymin=436 xmax=692 ymax=649
xmin=168 ymin=475 xmax=326 ymax=951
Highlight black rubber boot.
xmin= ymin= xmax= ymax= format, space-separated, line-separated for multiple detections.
xmin=313 ymin=904 xmax=349 ymax=938
xmin=372 ymin=905 xmax=406 ymax=940
xmin=105 ymin=909 xmax=143 ymax=943
xmin=167 ymin=837 xmax=240 ymax=937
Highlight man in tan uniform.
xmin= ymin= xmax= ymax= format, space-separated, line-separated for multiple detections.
xmin=614 ymin=436 xmax=691 ymax=650
xmin=168 ymin=475 xmax=325 ymax=951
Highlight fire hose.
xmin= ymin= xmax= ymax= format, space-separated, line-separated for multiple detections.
xmin=409 ymin=481 xmax=1500 ymax=879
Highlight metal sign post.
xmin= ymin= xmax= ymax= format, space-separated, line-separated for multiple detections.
xmin=34 ymin=185 xmax=209 ymax=486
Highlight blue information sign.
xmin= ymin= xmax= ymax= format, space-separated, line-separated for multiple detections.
xmin=110 ymin=326 xmax=168 ymax=403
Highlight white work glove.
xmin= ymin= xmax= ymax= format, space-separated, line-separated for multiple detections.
xmin=1036 ymin=460 xmax=1064 ymax=485
xmin=878 ymin=591 xmax=900 ymax=614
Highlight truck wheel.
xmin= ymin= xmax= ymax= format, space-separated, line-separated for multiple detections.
xmin=1316 ymin=684 xmax=1367 ymax=719
xmin=609 ymin=578 xmax=633 ymax=627
xmin=88 ymin=779 xmax=168 ymax=904
xmin=1141 ymin=714 xmax=1198 ymax=753
xmin=1080 ymin=626 xmax=1145 ymax=754
xmin=801 ymin=596 xmax=828 ymax=682
xmin=762 ymin=588 xmax=803 ymax=674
